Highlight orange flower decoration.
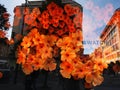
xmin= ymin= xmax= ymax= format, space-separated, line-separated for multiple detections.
xmin=70 ymin=30 xmax=83 ymax=47
xmin=94 ymin=60 xmax=108 ymax=72
xmin=56 ymin=29 xmax=64 ymax=36
xmin=73 ymin=12 xmax=82 ymax=28
xmin=60 ymin=61 xmax=73 ymax=78
xmin=31 ymin=7 xmax=41 ymax=18
xmin=26 ymin=54 xmax=36 ymax=64
xmin=43 ymin=23 xmax=49 ymax=29
xmin=0 ymin=30 xmax=6 ymax=38
xmin=64 ymin=4 xmax=73 ymax=16
xmin=32 ymin=33 xmax=42 ymax=45
xmin=73 ymin=6 xmax=80 ymax=15
xmin=63 ymin=15 xmax=72 ymax=25
xmin=47 ymin=2 xmax=58 ymax=16
xmin=46 ymin=35 xmax=58 ymax=46
xmin=69 ymin=43 xmax=80 ymax=53
xmin=71 ymin=57 xmax=82 ymax=66
xmin=33 ymin=59 xmax=44 ymax=70
xmin=36 ymin=43 xmax=46 ymax=56
xmin=22 ymin=63 xmax=33 ymax=75
xmin=48 ymin=26 xmax=54 ymax=34
xmin=14 ymin=2 xmax=108 ymax=88
xmin=40 ymin=10 xmax=49 ymax=19
xmin=24 ymin=14 xmax=36 ymax=26
xmin=41 ymin=46 xmax=53 ymax=59
xmin=23 ymin=7 xmax=30 ymax=15
xmin=72 ymin=63 xmax=86 ymax=79
xmin=68 ymin=23 xmax=76 ymax=33
xmin=43 ymin=58 xmax=56 ymax=71
xmin=61 ymin=48 xmax=76 ymax=62
xmin=84 ymin=61 xmax=94 ymax=72
xmin=21 ymin=36 xmax=32 ymax=48
xmin=85 ymin=71 xmax=104 ymax=86
xmin=27 ymin=28 xmax=38 ymax=38
xmin=17 ymin=50 xmax=26 ymax=64
xmin=57 ymin=37 xmax=72 ymax=50
xmin=59 ymin=21 xmax=65 ymax=28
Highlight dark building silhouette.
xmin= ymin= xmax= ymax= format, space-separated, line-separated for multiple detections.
xmin=11 ymin=0 xmax=85 ymax=90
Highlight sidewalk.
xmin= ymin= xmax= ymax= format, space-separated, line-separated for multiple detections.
xmin=0 ymin=73 xmax=120 ymax=90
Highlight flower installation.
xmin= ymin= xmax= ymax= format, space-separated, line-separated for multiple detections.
xmin=15 ymin=1 xmax=108 ymax=88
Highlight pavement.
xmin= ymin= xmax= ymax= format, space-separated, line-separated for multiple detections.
xmin=0 ymin=71 xmax=120 ymax=90
xmin=94 ymin=74 xmax=120 ymax=90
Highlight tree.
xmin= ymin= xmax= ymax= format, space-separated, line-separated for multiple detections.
xmin=0 ymin=4 xmax=10 ymax=30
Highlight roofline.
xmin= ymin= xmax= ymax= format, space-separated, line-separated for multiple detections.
xmin=100 ymin=8 xmax=120 ymax=39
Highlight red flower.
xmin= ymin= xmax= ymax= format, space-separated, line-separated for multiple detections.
xmin=43 ymin=23 xmax=49 ymax=29
xmin=73 ymin=12 xmax=82 ymax=28
xmin=23 ymin=7 xmax=30 ymax=15
xmin=73 ymin=6 xmax=80 ymax=15
xmin=48 ymin=26 xmax=54 ymax=34
xmin=24 ymin=14 xmax=35 ymax=26
xmin=22 ymin=63 xmax=33 ymax=75
xmin=0 ymin=30 xmax=6 ymax=38
xmin=60 ymin=61 xmax=74 ymax=78
xmin=64 ymin=4 xmax=74 ymax=16
xmin=41 ymin=10 xmax=49 ymax=19
xmin=47 ymin=2 xmax=58 ymax=16
xmin=68 ymin=23 xmax=76 ymax=33
xmin=3 ymin=12 xmax=10 ymax=19
xmin=59 ymin=21 xmax=65 ymax=28
xmin=0 ymin=72 xmax=3 ymax=79
xmin=43 ymin=58 xmax=56 ymax=71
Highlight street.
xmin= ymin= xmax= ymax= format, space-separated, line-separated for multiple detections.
xmin=0 ymin=71 xmax=120 ymax=90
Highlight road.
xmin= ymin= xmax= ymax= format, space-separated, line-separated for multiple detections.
xmin=0 ymin=71 xmax=120 ymax=90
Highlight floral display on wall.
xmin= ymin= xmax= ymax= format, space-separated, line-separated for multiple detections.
xmin=14 ymin=1 xmax=108 ymax=88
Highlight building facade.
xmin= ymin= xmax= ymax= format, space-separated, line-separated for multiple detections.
xmin=100 ymin=8 xmax=120 ymax=63
xmin=11 ymin=0 xmax=85 ymax=90
xmin=12 ymin=0 xmax=84 ymax=55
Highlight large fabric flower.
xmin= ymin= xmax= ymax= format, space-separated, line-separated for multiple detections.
xmin=22 ymin=63 xmax=34 ymax=75
xmin=85 ymin=71 xmax=104 ymax=86
xmin=61 ymin=48 xmax=76 ymax=62
xmin=60 ymin=61 xmax=74 ymax=78
xmin=43 ymin=58 xmax=57 ymax=71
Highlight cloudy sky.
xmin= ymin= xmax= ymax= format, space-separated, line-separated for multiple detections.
xmin=0 ymin=0 xmax=120 ymax=54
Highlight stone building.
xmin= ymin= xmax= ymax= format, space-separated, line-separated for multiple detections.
xmin=100 ymin=8 xmax=120 ymax=63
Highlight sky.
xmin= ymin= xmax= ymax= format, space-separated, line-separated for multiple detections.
xmin=0 ymin=0 xmax=120 ymax=54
